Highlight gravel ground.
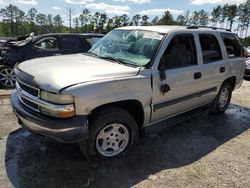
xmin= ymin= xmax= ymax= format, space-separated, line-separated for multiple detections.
xmin=0 ymin=81 xmax=249 ymax=188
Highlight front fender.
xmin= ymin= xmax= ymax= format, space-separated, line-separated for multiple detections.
xmin=62 ymin=75 xmax=152 ymax=116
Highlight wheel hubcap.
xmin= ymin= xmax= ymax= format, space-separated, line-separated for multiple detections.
xmin=0 ymin=67 xmax=16 ymax=87
xmin=218 ymin=87 xmax=229 ymax=108
xmin=96 ymin=123 xmax=129 ymax=157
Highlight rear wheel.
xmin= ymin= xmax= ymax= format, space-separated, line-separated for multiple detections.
xmin=79 ymin=107 xmax=139 ymax=160
xmin=0 ymin=65 xmax=16 ymax=88
xmin=210 ymin=82 xmax=232 ymax=114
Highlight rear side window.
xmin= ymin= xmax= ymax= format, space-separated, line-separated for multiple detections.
xmin=61 ymin=36 xmax=82 ymax=50
xmin=161 ymin=34 xmax=197 ymax=69
xmin=221 ymin=34 xmax=243 ymax=58
xmin=199 ymin=34 xmax=222 ymax=64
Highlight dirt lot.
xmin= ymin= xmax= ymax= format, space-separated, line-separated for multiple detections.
xmin=0 ymin=81 xmax=250 ymax=188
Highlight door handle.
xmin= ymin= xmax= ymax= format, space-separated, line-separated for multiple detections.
xmin=220 ymin=67 xmax=225 ymax=73
xmin=194 ymin=72 xmax=202 ymax=79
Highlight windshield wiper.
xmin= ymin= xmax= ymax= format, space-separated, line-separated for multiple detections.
xmin=99 ymin=56 xmax=138 ymax=68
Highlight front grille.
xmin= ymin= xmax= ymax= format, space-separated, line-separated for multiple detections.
xmin=16 ymin=80 xmax=40 ymax=112
xmin=20 ymin=96 xmax=39 ymax=111
xmin=18 ymin=80 xmax=39 ymax=97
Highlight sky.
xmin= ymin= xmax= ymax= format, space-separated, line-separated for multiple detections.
xmin=0 ymin=0 xmax=247 ymax=23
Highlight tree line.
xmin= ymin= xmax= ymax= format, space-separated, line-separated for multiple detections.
xmin=0 ymin=2 xmax=249 ymax=39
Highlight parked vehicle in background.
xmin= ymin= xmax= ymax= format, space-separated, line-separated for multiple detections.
xmin=0 ymin=33 xmax=104 ymax=88
xmin=11 ymin=26 xmax=245 ymax=160
xmin=0 ymin=34 xmax=31 ymax=59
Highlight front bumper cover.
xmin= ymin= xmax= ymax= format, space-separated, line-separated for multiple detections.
xmin=11 ymin=90 xmax=89 ymax=143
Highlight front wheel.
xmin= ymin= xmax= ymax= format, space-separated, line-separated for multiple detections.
xmin=79 ymin=107 xmax=139 ymax=160
xmin=210 ymin=82 xmax=232 ymax=114
xmin=0 ymin=65 xmax=16 ymax=88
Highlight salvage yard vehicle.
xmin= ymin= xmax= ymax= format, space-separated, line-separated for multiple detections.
xmin=11 ymin=26 xmax=245 ymax=160
xmin=0 ymin=33 xmax=104 ymax=88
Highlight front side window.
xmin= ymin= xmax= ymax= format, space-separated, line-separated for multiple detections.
xmin=34 ymin=37 xmax=58 ymax=51
xmin=161 ymin=34 xmax=197 ymax=69
xmin=199 ymin=34 xmax=222 ymax=64
xmin=89 ymin=29 xmax=164 ymax=67
xmin=221 ymin=34 xmax=243 ymax=58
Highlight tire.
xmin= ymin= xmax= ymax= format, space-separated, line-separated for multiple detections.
xmin=210 ymin=82 xmax=232 ymax=114
xmin=0 ymin=65 xmax=16 ymax=88
xmin=79 ymin=107 xmax=139 ymax=160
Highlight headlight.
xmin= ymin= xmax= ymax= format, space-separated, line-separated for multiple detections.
xmin=40 ymin=90 xmax=75 ymax=118
xmin=40 ymin=90 xmax=74 ymax=104
xmin=41 ymin=104 xmax=75 ymax=118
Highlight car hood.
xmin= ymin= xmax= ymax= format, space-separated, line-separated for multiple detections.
xmin=17 ymin=54 xmax=140 ymax=93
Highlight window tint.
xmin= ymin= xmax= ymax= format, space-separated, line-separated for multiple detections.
xmin=199 ymin=34 xmax=222 ymax=64
xmin=61 ymin=36 xmax=82 ymax=50
xmin=221 ymin=34 xmax=243 ymax=58
xmin=34 ymin=37 xmax=58 ymax=51
xmin=161 ymin=34 xmax=197 ymax=69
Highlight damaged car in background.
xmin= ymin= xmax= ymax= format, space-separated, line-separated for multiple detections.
xmin=0 ymin=33 xmax=104 ymax=88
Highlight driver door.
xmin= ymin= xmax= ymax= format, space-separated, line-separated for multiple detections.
xmin=32 ymin=36 xmax=60 ymax=58
xmin=151 ymin=33 xmax=205 ymax=122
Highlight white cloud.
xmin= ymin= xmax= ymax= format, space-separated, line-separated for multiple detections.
xmin=138 ymin=8 xmax=183 ymax=16
xmin=65 ymin=0 xmax=94 ymax=4
xmin=114 ymin=0 xmax=150 ymax=4
xmin=85 ymin=3 xmax=130 ymax=15
xmin=52 ymin=6 xmax=61 ymax=10
xmin=0 ymin=0 xmax=6 ymax=5
xmin=190 ymin=0 xmax=246 ymax=5
xmin=15 ymin=0 xmax=38 ymax=5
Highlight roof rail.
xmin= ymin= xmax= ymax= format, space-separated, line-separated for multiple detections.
xmin=186 ymin=26 xmax=231 ymax=32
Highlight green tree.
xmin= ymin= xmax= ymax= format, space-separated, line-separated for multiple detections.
xmin=132 ymin=14 xmax=141 ymax=26
xmin=198 ymin=9 xmax=209 ymax=26
xmin=53 ymin=14 xmax=63 ymax=32
xmin=176 ymin=15 xmax=186 ymax=25
xmin=227 ymin=4 xmax=238 ymax=30
xmin=120 ymin=14 xmax=130 ymax=26
xmin=0 ymin=4 xmax=19 ymax=35
xmin=151 ymin=16 xmax=158 ymax=25
xmin=157 ymin=11 xmax=174 ymax=25
xmin=190 ymin=11 xmax=200 ymax=25
xmin=141 ymin=15 xmax=149 ymax=26
xmin=211 ymin=6 xmax=222 ymax=26
xmin=27 ymin=7 xmax=37 ymax=33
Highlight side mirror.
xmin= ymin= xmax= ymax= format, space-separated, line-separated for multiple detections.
xmin=159 ymin=59 xmax=166 ymax=80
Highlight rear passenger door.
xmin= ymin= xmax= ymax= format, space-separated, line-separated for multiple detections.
xmin=197 ymin=33 xmax=228 ymax=98
xmin=60 ymin=35 xmax=84 ymax=54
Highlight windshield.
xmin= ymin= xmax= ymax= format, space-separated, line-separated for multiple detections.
xmin=88 ymin=29 xmax=164 ymax=67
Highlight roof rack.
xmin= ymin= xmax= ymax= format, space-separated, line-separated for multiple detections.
xmin=186 ymin=26 xmax=231 ymax=32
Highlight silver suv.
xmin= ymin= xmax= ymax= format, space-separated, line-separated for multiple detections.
xmin=11 ymin=26 xmax=245 ymax=159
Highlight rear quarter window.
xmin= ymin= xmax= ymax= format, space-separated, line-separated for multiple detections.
xmin=221 ymin=33 xmax=243 ymax=58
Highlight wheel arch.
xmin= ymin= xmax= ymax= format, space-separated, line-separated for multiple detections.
xmin=89 ymin=100 xmax=145 ymax=129
xmin=222 ymin=76 xmax=236 ymax=90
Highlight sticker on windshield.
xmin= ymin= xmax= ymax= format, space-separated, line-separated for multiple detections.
xmin=143 ymin=32 xmax=163 ymax=40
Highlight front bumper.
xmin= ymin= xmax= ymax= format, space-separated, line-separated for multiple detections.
xmin=11 ymin=90 xmax=89 ymax=143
